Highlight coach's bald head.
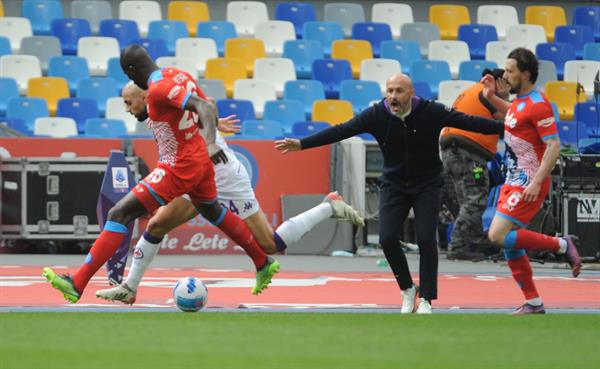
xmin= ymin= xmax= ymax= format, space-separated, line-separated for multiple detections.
xmin=386 ymin=73 xmax=414 ymax=116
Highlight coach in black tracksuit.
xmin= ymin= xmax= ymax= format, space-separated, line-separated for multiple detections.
xmin=275 ymin=74 xmax=504 ymax=313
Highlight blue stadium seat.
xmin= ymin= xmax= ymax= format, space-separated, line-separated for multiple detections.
xmin=99 ymin=19 xmax=140 ymax=51
xmin=106 ymin=58 xmax=129 ymax=92
xmin=0 ymin=78 xmax=19 ymax=117
xmin=351 ymin=22 xmax=392 ymax=57
xmin=51 ymin=18 xmax=91 ymax=55
xmin=458 ymin=60 xmax=498 ymax=82
xmin=557 ymin=122 xmax=579 ymax=147
xmin=197 ymin=21 xmax=237 ymax=57
xmin=57 ymin=97 xmax=100 ymax=133
xmin=263 ymin=100 xmax=305 ymax=134
xmin=291 ymin=121 xmax=330 ymax=138
xmin=575 ymin=102 xmax=600 ymax=137
xmin=0 ymin=37 xmax=11 ymax=57
xmin=535 ymin=42 xmax=576 ymax=79
xmin=128 ymin=38 xmax=169 ymax=61
xmin=413 ymin=82 xmax=433 ymax=100
xmin=380 ymin=40 xmax=421 ymax=75
xmin=584 ymin=43 xmax=600 ymax=61
xmin=85 ymin=118 xmax=127 ymax=137
xmin=216 ymin=99 xmax=256 ymax=122
xmin=554 ymin=25 xmax=595 ymax=60
xmin=282 ymin=39 xmax=324 ymax=79
xmin=339 ymin=80 xmax=381 ymax=114
xmin=23 ymin=0 xmax=64 ymax=35
xmin=311 ymin=58 xmax=353 ymax=99
xmin=573 ymin=6 xmax=600 ymax=42
xmin=0 ymin=117 xmax=30 ymax=136
xmin=6 ymin=97 xmax=49 ymax=132
xmin=241 ymin=119 xmax=284 ymax=139
xmin=302 ymin=21 xmax=344 ymax=57
xmin=275 ymin=2 xmax=317 ymax=39
xmin=48 ymin=55 xmax=90 ymax=94
xmin=411 ymin=60 xmax=451 ymax=99
xmin=283 ymin=80 xmax=326 ymax=118
xmin=148 ymin=20 xmax=189 ymax=56
xmin=76 ymin=77 xmax=119 ymax=116
xmin=458 ymin=24 xmax=498 ymax=60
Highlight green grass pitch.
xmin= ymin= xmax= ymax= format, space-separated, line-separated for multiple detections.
xmin=1 ymin=313 xmax=599 ymax=369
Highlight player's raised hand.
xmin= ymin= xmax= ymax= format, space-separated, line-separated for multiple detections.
xmin=207 ymin=143 xmax=228 ymax=165
xmin=480 ymin=74 xmax=496 ymax=99
xmin=274 ymin=138 xmax=301 ymax=154
xmin=218 ymin=115 xmax=241 ymax=133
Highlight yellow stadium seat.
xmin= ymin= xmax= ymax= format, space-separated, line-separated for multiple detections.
xmin=525 ymin=6 xmax=566 ymax=42
xmin=168 ymin=1 xmax=210 ymax=37
xmin=204 ymin=58 xmax=247 ymax=98
xmin=429 ymin=4 xmax=470 ymax=40
xmin=331 ymin=40 xmax=373 ymax=79
xmin=545 ymin=81 xmax=587 ymax=121
xmin=27 ymin=77 xmax=70 ymax=116
xmin=224 ymin=38 xmax=266 ymax=77
xmin=312 ymin=99 xmax=354 ymax=125
xmin=0 ymin=1 xmax=4 ymax=17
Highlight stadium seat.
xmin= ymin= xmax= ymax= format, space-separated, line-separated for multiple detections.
xmin=458 ymin=24 xmax=498 ymax=60
xmin=476 ymin=5 xmax=518 ymax=40
xmin=34 ymin=117 xmax=78 ymax=137
xmin=0 ymin=17 xmax=33 ymax=53
xmin=48 ymin=56 xmax=90 ymax=95
xmin=167 ymin=1 xmax=210 ymax=37
xmin=19 ymin=35 xmax=62 ymax=74
xmin=485 ymin=41 xmax=522 ymax=69
xmin=575 ymin=102 xmax=600 ymax=136
xmin=379 ymin=40 xmax=421 ymax=75
xmin=311 ymin=58 xmax=353 ymax=99
xmin=302 ymin=21 xmax=344 ymax=57
xmin=51 ymin=18 xmax=92 ymax=55
xmin=537 ymin=60 xmax=558 ymax=89
xmin=76 ymin=77 xmax=119 ymax=115
xmin=0 ymin=37 xmax=10 ymax=57
xmin=253 ymin=57 xmax=296 ymax=98
xmin=554 ymin=25 xmax=595 ymax=60
xmin=0 ymin=54 xmax=42 ymax=94
xmin=331 ymin=39 xmax=373 ymax=79
xmin=291 ymin=121 xmax=330 ymax=138
xmin=77 ymin=36 xmax=120 ymax=76
xmin=573 ymin=6 xmax=600 ymax=42
xmin=241 ymin=119 xmax=284 ymax=139
xmin=176 ymin=38 xmax=217 ymax=78
xmin=429 ymin=4 xmax=470 ymax=40
xmin=545 ymin=81 xmax=587 ymax=121
xmin=410 ymin=60 xmax=451 ymax=99
xmin=85 ymin=118 xmax=127 ymax=137
xmin=105 ymin=96 xmax=137 ymax=133
xmin=457 ymin=60 xmax=498 ymax=82
xmin=148 ymin=20 xmax=188 ymax=56
xmin=359 ymin=58 xmax=401 ymax=94
xmin=0 ymin=77 xmax=19 ymax=117
xmin=371 ymin=3 xmax=413 ymax=40
xmin=428 ymin=40 xmax=470 ymax=79
xmin=0 ymin=0 xmax=3 ymax=17
xmin=27 ymin=77 xmax=70 ymax=116
xmin=535 ymin=42 xmax=576 ymax=79
xmin=437 ymin=80 xmax=475 ymax=108
xmin=216 ymin=99 xmax=256 ymax=122
xmin=564 ymin=60 xmax=600 ymax=99
xmin=106 ymin=57 xmax=129 ymax=91
xmin=255 ymin=20 xmax=296 ymax=57
xmin=197 ymin=79 xmax=227 ymax=101
xmin=283 ymin=79 xmax=325 ymax=118
xmin=156 ymin=56 xmax=197 ymax=77
xmin=525 ymin=6 xmax=566 ymax=42
xmin=0 ymin=117 xmax=30 ymax=136
xmin=71 ymin=0 xmax=113 ymax=35
xmin=99 ymin=19 xmax=140 ymax=50
xmin=119 ymin=1 xmax=162 ymax=38
xmin=340 ymin=80 xmax=382 ymax=114
xmin=196 ymin=21 xmax=237 ymax=57
xmin=351 ymin=22 xmax=392 ymax=57
xmin=312 ymin=99 xmax=354 ymax=125
xmin=324 ymin=3 xmax=365 ymax=38
xmin=413 ymin=81 xmax=433 ymax=100
xmin=275 ymin=2 xmax=316 ymax=39
xmin=263 ymin=99 xmax=305 ymax=134
xmin=6 ymin=97 xmax=49 ymax=132
xmin=57 ymin=97 xmax=100 ymax=133
xmin=204 ymin=58 xmax=247 ymax=98
xmin=556 ymin=121 xmax=579 ymax=147
xmin=226 ymin=1 xmax=268 ymax=38
xmin=400 ymin=22 xmax=440 ymax=57
xmin=282 ymin=39 xmax=324 ymax=79
xmin=506 ymin=25 xmax=547 ymax=52
xmin=128 ymin=38 xmax=169 ymax=61
xmin=233 ymin=79 xmax=277 ymax=118
xmin=584 ymin=43 xmax=600 ymax=61
xmin=224 ymin=38 xmax=266 ymax=77
xmin=22 ymin=0 xmax=64 ymax=36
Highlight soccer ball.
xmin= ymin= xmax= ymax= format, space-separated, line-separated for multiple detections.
xmin=173 ymin=277 xmax=208 ymax=312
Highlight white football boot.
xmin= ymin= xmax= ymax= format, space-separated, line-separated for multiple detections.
xmin=96 ymin=283 xmax=136 ymax=305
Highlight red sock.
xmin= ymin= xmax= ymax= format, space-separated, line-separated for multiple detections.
xmin=72 ymin=230 xmax=126 ymax=293
xmin=515 ymin=229 xmax=560 ymax=252
xmin=507 ymin=254 xmax=539 ymax=300
xmin=217 ymin=209 xmax=267 ymax=269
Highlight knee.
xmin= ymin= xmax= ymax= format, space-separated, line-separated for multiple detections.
xmin=199 ymin=202 xmax=223 ymax=223
xmin=147 ymin=217 xmax=168 ymax=238
xmin=107 ymin=204 xmax=126 ymax=224
xmin=487 ymin=229 xmax=505 ymax=247
xmin=379 ymin=235 xmax=399 ymax=251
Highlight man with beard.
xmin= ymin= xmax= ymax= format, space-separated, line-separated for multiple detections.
xmin=275 ymin=73 xmax=504 ymax=314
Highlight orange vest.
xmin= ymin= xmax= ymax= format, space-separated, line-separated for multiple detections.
xmin=441 ymin=83 xmax=499 ymax=155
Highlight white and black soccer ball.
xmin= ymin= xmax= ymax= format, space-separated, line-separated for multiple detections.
xmin=173 ymin=277 xmax=208 ymax=312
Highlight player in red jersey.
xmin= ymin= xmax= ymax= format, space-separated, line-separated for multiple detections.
xmin=483 ymin=48 xmax=582 ymax=314
xmin=42 ymin=45 xmax=279 ymax=303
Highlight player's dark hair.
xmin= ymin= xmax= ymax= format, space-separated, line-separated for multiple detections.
xmin=507 ymin=48 xmax=539 ymax=84
xmin=482 ymin=68 xmax=505 ymax=80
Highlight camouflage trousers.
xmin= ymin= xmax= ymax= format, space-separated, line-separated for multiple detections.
xmin=441 ymin=145 xmax=491 ymax=251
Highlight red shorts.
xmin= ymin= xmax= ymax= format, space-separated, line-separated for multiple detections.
xmin=495 ymin=182 xmax=550 ymax=227
xmin=132 ymin=161 xmax=217 ymax=213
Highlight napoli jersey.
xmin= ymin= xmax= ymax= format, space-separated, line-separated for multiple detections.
xmin=503 ymin=89 xmax=558 ymax=188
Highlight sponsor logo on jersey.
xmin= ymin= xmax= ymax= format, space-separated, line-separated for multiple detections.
xmin=167 ymin=85 xmax=183 ymax=100
xmin=505 ymin=111 xmax=517 ymax=128
xmin=537 ymin=117 xmax=555 ymax=127
xmin=174 ymin=73 xmax=186 ymax=84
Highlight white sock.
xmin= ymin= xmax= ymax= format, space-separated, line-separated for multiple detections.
xmin=124 ymin=234 xmax=161 ymax=291
xmin=558 ymin=238 xmax=567 ymax=254
xmin=526 ymin=297 xmax=543 ymax=306
xmin=274 ymin=203 xmax=333 ymax=246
